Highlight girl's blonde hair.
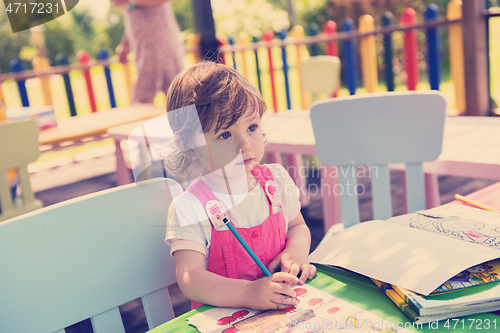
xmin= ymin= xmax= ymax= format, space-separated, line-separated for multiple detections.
xmin=165 ymin=61 xmax=266 ymax=175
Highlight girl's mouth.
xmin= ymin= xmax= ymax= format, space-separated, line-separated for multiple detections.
xmin=241 ymin=158 xmax=253 ymax=165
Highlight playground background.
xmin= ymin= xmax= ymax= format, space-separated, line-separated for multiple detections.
xmin=0 ymin=0 xmax=499 ymax=176
xmin=2 ymin=2 xmax=500 ymax=331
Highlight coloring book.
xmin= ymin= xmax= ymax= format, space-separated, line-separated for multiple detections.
xmin=392 ymin=282 xmax=500 ymax=317
xmin=372 ymin=277 xmax=500 ymax=322
xmin=432 ymin=258 xmax=500 ymax=294
xmin=187 ymin=283 xmax=413 ymax=333
xmin=388 ymin=205 xmax=500 ymax=249
xmin=309 ymin=205 xmax=500 ymax=296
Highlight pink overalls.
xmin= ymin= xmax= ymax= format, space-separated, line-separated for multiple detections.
xmin=186 ymin=165 xmax=287 ymax=308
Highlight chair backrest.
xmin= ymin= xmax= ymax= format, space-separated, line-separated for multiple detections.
xmin=0 ymin=178 xmax=183 ymax=333
xmin=0 ymin=119 xmax=42 ymax=222
xmin=310 ymin=91 xmax=446 ymax=228
xmin=301 ymin=55 xmax=341 ymax=104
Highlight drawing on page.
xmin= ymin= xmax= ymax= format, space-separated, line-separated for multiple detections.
xmin=188 ymin=284 xmax=413 ymax=333
xmin=408 ymin=213 xmax=500 ymax=248
xmin=434 ymin=262 xmax=500 ymax=293
xmin=217 ymin=310 xmax=250 ymax=326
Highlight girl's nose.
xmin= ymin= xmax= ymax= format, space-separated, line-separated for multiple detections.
xmin=237 ymin=135 xmax=252 ymax=152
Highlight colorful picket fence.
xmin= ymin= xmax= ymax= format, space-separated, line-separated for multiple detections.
xmin=0 ymin=2 xmax=498 ymax=119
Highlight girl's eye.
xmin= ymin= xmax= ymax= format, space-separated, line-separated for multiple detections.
xmin=248 ymin=124 xmax=258 ymax=132
xmin=218 ymin=132 xmax=231 ymax=140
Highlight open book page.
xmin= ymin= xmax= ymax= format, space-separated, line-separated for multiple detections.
xmin=386 ymin=205 xmax=500 ymax=248
xmin=187 ymin=283 xmax=413 ymax=333
xmin=309 ymin=220 xmax=500 ymax=296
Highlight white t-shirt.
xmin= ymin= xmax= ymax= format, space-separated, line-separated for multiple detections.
xmin=165 ymin=163 xmax=301 ymax=257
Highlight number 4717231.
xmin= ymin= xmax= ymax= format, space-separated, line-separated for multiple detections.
xmin=5 ymin=2 xmax=60 ymax=14
xmin=443 ymin=318 xmax=496 ymax=330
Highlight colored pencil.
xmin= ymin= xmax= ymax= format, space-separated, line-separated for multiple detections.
xmin=454 ymin=194 xmax=500 ymax=213
xmin=223 ymin=218 xmax=272 ymax=277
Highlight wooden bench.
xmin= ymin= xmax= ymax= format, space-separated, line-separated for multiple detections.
xmin=0 ymin=178 xmax=181 ymax=333
xmin=39 ymin=104 xmax=164 ymax=151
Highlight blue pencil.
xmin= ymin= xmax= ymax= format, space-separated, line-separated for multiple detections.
xmin=223 ymin=218 xmax=272 ymax=277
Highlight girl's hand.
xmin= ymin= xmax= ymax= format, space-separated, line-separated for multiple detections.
xmin=268 ymin=250 xmax=316 ymax=285
xmin=116 ymin=44 xmax=129 ymax=63
xmin=244 ymin=272 xmax=299 ymax=310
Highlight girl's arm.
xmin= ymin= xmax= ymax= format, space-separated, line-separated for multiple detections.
xmin=268 ymin=212 xmax=317 ymax=284
xmin=174 ymin=249 xmax=299 ymax=310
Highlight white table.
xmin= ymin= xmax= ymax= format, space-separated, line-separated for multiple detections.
xmin=107 ymin=113 xmax=173 ymax=185
xmin=264 ymin=112 xmax=500 ymax=229
xmin=107 ymin=110 xmax=500 ymax=229
xmin=263 ymin=111 xmax=500 ymax=175
xmin=39 ymin=104 xmax=164 ymax=148
xmin=423 ymin=116 xmax=500 ymax=179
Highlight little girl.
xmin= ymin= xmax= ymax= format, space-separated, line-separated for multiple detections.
xmin=165 ymin=62 xmax=316 ymax=311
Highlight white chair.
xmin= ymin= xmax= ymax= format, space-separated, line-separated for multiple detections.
xmin=301 ymin=55 xmax=341 ymax=105
xmin=270 ymin=56 xmax=342 ymax=207
xmin=0 ymin=120 xmax=43 ymax=222
xmin=302 ymin=55 xmax=342 ymax=189
xmin=310 ymin=91 xmax=446 ymax=241
xmin=0 ymin=178 xmax=182 ymax=333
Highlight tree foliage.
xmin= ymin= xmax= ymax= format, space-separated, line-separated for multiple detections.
xmin=172 ymin=0 xmax=194 ymax=34
xmin=212 ymin=0 xmax=289 ymax=38
xmin=0 ymin=7 xmax=30 ymax=73
xmin=1 ymin=0 xmax=498 ymax=73
xmin=284 ymin=0 xmax=463 ymax=86
xmin=95 ymin=8 xmax=125 ymax=56
xmin=0 ymin=3 xmax=126 ymax=71
xmin=70 ymin=7 xmax=96 ymax=56
xmin=288 ymin=0 xmax=455 ymax=31
xmin=43 ymin=19 xmax=75 ymax=64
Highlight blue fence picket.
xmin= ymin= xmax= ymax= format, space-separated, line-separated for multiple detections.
xmin=341 ymin=19 xmax=358 ymax=95
xmin=425 ymin=4 xmax=442 ymax=91
xmin=253 ymin=35 xmax=262 ymax=94
xmin=228 ymin=36 xmax=237 ymax=70
xmin=55 ymin=54 xmax=77 ymax=116
xmin=97 ymin=49 xmax=117 ymax=108
xmin=9 ymin=60 xmax=29 ymax=107
xmin=307 ymin=23 xmax=320 ymax=56
xmin=382 ymin=12 xmax=395 ymax=92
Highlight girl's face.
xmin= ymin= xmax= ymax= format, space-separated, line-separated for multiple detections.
xmin=195 ymin=107 xmax=265 ymax=184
